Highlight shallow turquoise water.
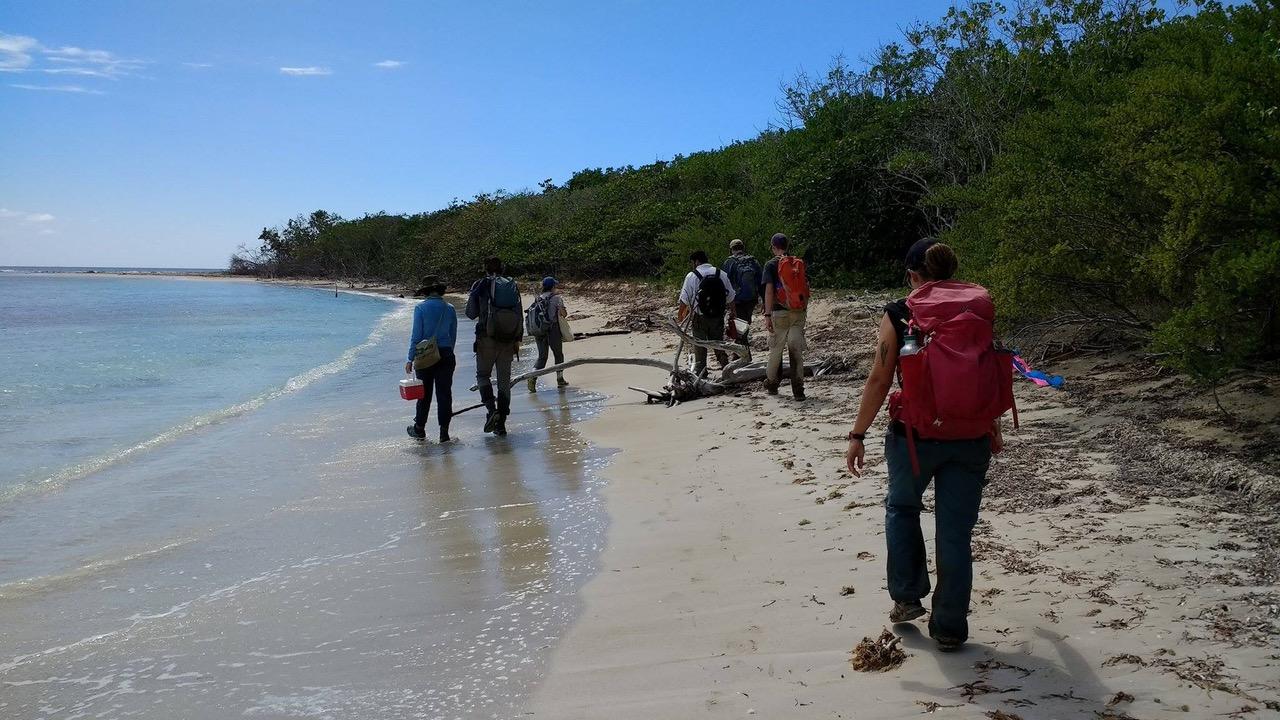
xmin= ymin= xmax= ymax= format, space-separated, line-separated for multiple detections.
xmin=0 ymin=273 xmax=392 ymax=499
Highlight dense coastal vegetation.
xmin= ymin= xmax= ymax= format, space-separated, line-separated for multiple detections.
xmin=231 ymin=0 xmax=1279 ymax=381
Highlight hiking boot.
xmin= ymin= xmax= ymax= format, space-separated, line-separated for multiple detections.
xmin=889 ymin=601 xmax=926 ymax=624
xmin=483 ymin=410 xmax=500 ymax=434
xmin=494 ymin=417 xmax=508 ymax=437
xmin=764 ymin=380 xmax=780 ymax=395
xmin=406 ymin=424 xmax=426 ymax=441
xmin=556 ymin=375 xmax=569 ymax=387
xmin=527 ymin=378 xmax=537 ymax=393
xmin=930 ymin=630 xmax=963 ymax=653
xmin=793 ymin=391 xmax=806 ymax=401
xmin=439 ymin=428 xmax=451 ymax=443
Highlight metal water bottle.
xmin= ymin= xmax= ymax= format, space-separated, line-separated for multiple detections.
xmin=900 ymin=330 xmax=921 ymax=357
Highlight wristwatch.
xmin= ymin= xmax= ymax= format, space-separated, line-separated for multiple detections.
xmin=847 ymin=431 xmax=866 ymax=443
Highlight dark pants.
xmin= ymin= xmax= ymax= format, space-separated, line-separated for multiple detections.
xmin=734 ymin=300 xmax=756 ymax=345
xmin=414 ymin=349 xmax=456 ymax=430
xmin=884 ymin=430 xmax=991 ymax=642
xmin=475 ymin=337 xmax=515 ymax=417
xmin=691 ymin=313 xmax=727 ymax=375
xmin=535 ymin=330 xmax=564 ymax=371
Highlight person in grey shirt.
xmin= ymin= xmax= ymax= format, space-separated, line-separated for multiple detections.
xmin=528 ymin=276 xmax=569 ymax=392
xmin=465 ymin=256 xmax=523 ymax=436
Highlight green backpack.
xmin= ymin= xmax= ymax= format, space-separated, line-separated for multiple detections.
xmin=485 ymin=276 xmax=523 ymax=343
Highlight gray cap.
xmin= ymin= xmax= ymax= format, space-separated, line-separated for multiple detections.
xmin=729 ymin=238 xmax=745 ymax=252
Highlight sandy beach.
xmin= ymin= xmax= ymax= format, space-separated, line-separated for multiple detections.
xmin=527 ymin=292 xmax=1280 ymax=719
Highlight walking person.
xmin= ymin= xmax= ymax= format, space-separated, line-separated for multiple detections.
xmin=762 ymin=233 xmax=809 ymax=400
xmin=844 ymin=239 xmax=1015 ymax=652
xmin=404 ymin=275 xmax=458 ymax=443
xmin=465 ymin=257 xmax=524 ymax=436
xmin=677 ymin=250 xmax=736 ymax=377
xmin=527 ymin=276 xmax=570 ymax=392
xmin=721 ymin=238 xmax=762 ymax=345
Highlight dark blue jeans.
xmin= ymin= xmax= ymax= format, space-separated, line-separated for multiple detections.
xmin=414 ymin=349 xmax=455 ymax=431
xmin=884 ymin=430 xmax=990 ymax=642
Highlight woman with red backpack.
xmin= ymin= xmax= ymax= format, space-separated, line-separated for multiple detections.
xmin=844 ymin=239 xmax=1014 ymax=653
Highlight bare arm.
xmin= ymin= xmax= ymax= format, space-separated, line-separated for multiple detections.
xmin=846 ymin=313 xmax=899 ymax=476
xmin=763 ymin=283 xmax=775 ymax=329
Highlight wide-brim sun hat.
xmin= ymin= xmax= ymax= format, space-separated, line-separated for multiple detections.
xmin=415 ymin=274 xmax=447 ymax=296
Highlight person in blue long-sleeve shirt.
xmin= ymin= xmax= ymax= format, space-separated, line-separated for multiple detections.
xmin=404 ymin=275 xmax=458 ymax=442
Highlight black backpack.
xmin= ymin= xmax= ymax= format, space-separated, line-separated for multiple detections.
xmin=694 ymin=268 xmax=728 ymax=317
xmin=729 ymin=255 xmax=762 ymax=304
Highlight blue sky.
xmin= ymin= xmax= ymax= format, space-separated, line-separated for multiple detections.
xmin=1 ymin=1 xmax=959 ymax=268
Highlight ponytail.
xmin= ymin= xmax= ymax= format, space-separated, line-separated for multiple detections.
xmin=921 ymin=243 xmax=958 ymax=281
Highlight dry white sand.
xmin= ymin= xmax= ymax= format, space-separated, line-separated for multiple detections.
xmin=527 ymin=296 xmax=1280 ymax=719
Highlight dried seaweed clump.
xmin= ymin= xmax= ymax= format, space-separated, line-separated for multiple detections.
xmin=850 ymin=629 xmax=907 ymax=672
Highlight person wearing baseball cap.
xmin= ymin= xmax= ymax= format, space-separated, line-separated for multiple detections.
xmin=528 ymin=276 xmax=570 ymax=392
xmin=762 ymin=232 xmax=810 ymax=400
xmin=843 ymin=238 xmax=1006 ymax=653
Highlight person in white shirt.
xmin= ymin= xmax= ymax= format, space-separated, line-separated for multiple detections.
xmin=677 ymin=249 xmax=736 ymax=376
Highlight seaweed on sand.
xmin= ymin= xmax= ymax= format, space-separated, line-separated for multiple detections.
xmin=850 ymin=629 xmax=907 ymax=672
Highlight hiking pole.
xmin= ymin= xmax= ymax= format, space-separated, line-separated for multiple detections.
xmin=450 ymin=402 xmax=487 ymax=417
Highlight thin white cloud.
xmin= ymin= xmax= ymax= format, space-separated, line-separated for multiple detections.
xmin=373 ymin=60 xmax=405 ymax=69
xmin=0 ymin=208 xmax=57 ymax=223
xmin=0 ymin=33 xmax=38 ymax=70
xmin=0 ymin=33 xmax=144 ymax=80
xmin=279 ymin=66 xmax=331 ymax=76
xmin=9 ymin=83 xmax=104 ymax=94
xmin=183 ymin=62 xmax=214 ymax=69
xmin=42 ymin=67 xmax=112 ymax=78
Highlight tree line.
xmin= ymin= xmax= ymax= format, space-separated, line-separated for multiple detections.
xmin=231 ymin=0 xmax=1279 ymax=381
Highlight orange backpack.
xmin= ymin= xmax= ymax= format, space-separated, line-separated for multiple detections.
xmin=775 ymin=255 xmax=810 ymax=310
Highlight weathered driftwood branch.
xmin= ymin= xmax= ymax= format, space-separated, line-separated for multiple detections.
xmin=661 ymin=318 xmax=753 ymax=382
xmin=470 ymin=356 xmax=675 ymax=392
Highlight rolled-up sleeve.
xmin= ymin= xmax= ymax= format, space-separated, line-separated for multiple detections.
xmin=678 ymin=272 xmax=697 ymax=306
xmin=721 ymin=272 xmax=736 ymax=305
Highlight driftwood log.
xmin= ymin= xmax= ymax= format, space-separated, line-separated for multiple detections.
xmin=467 ymin=313 xmax=819 ymax=405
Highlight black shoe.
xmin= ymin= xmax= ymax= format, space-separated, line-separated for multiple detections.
xmin=764 ymin=381 xmax=779 ymax=395
xmin=406 ymin=424 xmax=426 ymax=441
xmin=439 ymin=429 xmax=451 ymax=443
xmin=793 ymin=392 xmax=806 ymax=401
xmin=494 ymin=418 xmax=507 ymax=436
xmin=930 ymin=630 xmax=964 ymax=653
xmin=483 ymin=410 xmax=500 ymax=433
xmin=889 ymin=601 xmax=927 ymax=624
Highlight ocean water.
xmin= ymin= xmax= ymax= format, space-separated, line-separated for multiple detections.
xmin=0 ymin=272 xmax=609 ymax=719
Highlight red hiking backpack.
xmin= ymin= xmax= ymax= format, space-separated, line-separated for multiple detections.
xmin=774 ymin=255 xmax=810 ymax=310
xmin=888 ymin=280 xmax=1017 ymax=473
